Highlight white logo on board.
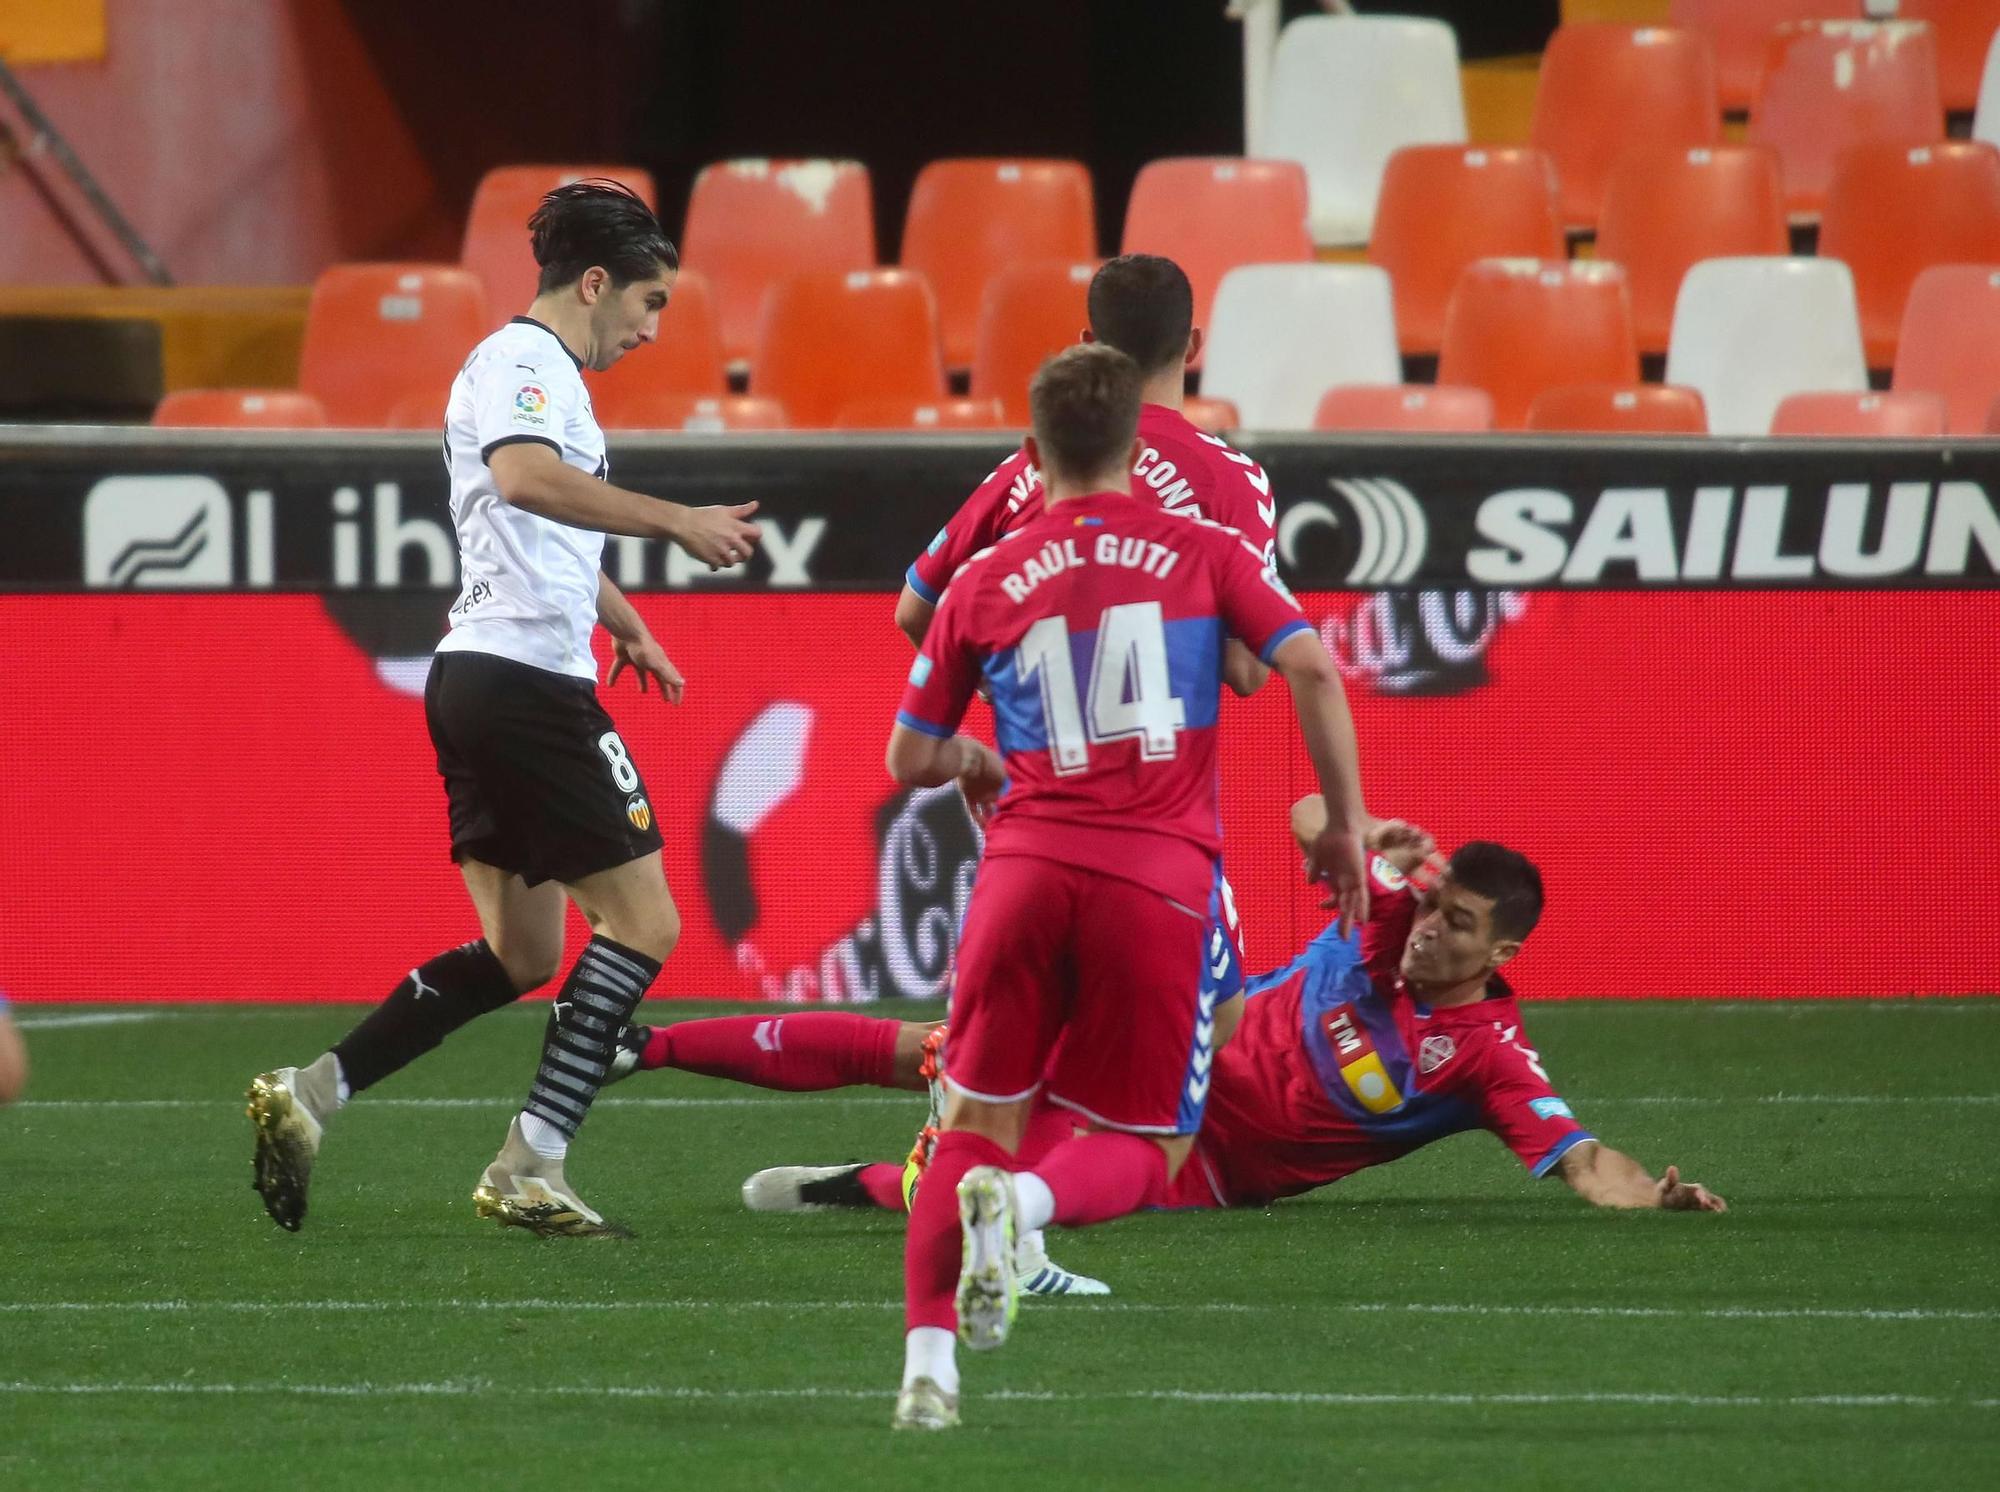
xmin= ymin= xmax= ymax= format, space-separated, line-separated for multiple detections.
xmin=84 ymin=476 xmax=233 ymax=587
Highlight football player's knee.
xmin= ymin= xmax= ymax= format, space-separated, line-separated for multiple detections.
xmin=493 ymin=938 xmax=562 ymax=993
xmin=620 ymin=901 xmax=679 ymax=965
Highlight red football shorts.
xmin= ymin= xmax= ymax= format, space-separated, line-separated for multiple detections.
xmin=942 ymin=852 xmax=1213 ymax=1135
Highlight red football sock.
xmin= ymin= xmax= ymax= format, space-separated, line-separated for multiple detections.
xmin=858 ymin=1162 xmax=907 ymax=1212
xmin=905 ymin=1129 xmax=1010 ymax=1332
xmin=640 ymin=1013 xmax=899 ymax=1091
xmin=1034 ymin=1130 xmax=1169 ymax=1227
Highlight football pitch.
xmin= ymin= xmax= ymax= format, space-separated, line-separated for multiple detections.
xmin=3 ymin=999 xmax=1995 ymax=1491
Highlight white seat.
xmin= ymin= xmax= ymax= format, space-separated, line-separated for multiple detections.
xmin=1974 ymin=29 xmax=2000 ymax=149
xmin=1263 ymin=15 xmax=1467 ymax=246
xmin=1200 ymin=264 xmax=1401 ymax=429
xmin=1664 ymin=258 xmax=1868 ymax=436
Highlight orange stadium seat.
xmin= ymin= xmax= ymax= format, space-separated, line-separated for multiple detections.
xmin=1897 ymin=1 xmax=2000 ymax=112
xmin=835 ymin=397 xmax=1008 ymax=430
xmin=1525 ymin=382 xmax=1710 ymax=433
xmin=1749 ymin=21 xmax=1945 ymax=218
xmin=1595 ymin=145 xmax=1790 ymax=355
xmin=900 ymin=159 xmax=1096 ymax=371
xmin=1669 ymin=1 xmax=1854 ymax=112
xmin=460 ymin=165 xmax=657 ymax=319
xmin=1181 ymin=396 xmax=1240 ymax=432
xmin=605 ymin=393 xmax=789 ymax=432
xmin=1530 ymin=24 xmax=1723 ymax=233
xmin=680 ymin=159 xmax=875 ymax=369
xmin=1367 ymin=145 xmax=1564 ymax=356
xmin=152 ymin=389 xmax=328 ymax=428
xmin=583 ymin=269 xmax=728 ymax=426
xmin=385 ymin=390 xmax=449 ymax=430
xmin=1313 ymin=384 xmax=1495 ymax=432
xmin=1437 ymin=260 xmax=1640 ymax=429
xmin=967 ymin=260 xmax=1097 ymax=426
xmin=298 ymin=264 xmax=491 ymax=428
xmin=751 ymin=270 xmax=945 ymax=428
xmin=1819 ymin=142 xmax=2000 ymax=366
xmin=1121 ymin=158 xmax=1312 ymax=347
xmin=1891 ymin=263 xmax=2000 ymax=432
xmin=1769 ymin=390 xmax=1949 ymax=435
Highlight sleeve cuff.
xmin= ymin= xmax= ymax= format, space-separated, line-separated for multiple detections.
xmin=1531 ymin=1130 xmax=1597 ymax=1178
xmin=895 ymin=709 xmax=955 ymax=740
xmin=904 ymin=565 xmax=941 ymax=606
xmin=481 ymin=433 xmax=561 ymax=464
xmin=1257 ymin=617 xmax=1312 ymax=665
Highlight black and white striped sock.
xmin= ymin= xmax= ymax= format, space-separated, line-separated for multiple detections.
xmin=521 ymin=936 xmax=661 ymax=1155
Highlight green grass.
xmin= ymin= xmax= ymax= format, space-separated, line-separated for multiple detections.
xmin=3 ymin=999 xmax=1997 ymax=1491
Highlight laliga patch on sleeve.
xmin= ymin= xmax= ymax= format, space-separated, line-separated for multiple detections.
xmin=908 ymin=654 xmax=934 ymax=687
xmin=1530 ymin=1097 xmax=1575 ymax=1121
xmin=511 ymin=382 xmax=551 ymax=430
xmin=926 ymin=526 xmax=950 ymax=555
xmin=1369 ymin=854 xmax=1408 ymax=892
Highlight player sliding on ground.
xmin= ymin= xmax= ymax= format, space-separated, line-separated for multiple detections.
xmin=608 ymin=808 xmax=1726 ymax=1280
xmin=245 ymin=181 xmax=761 ymax=1238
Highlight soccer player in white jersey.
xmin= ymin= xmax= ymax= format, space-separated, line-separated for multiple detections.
xmin=247 ymin=181 xmax=761 ymax=1237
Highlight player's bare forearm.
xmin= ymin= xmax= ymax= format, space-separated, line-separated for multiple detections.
xmin=490 ymin=444 xmax=759 ymax=565
xmin=596 ymin=571 xmax=647 ymax=643
xmin=885 ymin=724 xmax=987 ymax=789
xmin=1223 ymin=638 xmax=1270 ymax=697
xmin=894 ymin=585 xmax=935 ymax=650
xmin=1271 ymin=632 xmax=1366 ymax=835
xmin=1555 ymin=1141 xmax=1728 ymax=1212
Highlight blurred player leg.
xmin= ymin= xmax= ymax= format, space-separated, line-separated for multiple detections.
xmin=474 ymin=851 xmax=675 ymax=1237
xmin=609 ymin=1011 xmax=917 ymax=1090
xmin=0 ymin=996 xmax=27 ymax=1105
xmin=246 ymin=861 xmax=552 ymax=1231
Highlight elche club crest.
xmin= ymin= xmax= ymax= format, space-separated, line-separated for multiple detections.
xmin=1418 ymin=1033 xmax=1456 ymax=1074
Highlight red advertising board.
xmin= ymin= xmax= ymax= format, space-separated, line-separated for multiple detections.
xmin=2 ymin=588 xmax=1995 ymax=1002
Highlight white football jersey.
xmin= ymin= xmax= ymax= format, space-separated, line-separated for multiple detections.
xmin=435 ymin=317 xmax=608 ymax=680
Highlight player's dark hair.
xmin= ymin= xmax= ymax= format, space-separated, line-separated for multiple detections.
xmin=1029 ymin=343 xmax=1144 ymax=485
xmin=1448 ymin=842 xmax=1544 ymax=942
xmin=1087 ymin=253 xmax=1195 ymax=374
xmin=529 ymin=180 xmax=677 ymax=294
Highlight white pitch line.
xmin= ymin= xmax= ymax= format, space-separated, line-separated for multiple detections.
xmin=12 ymin=1093 xmax=1999 ymax=1111
xmin=0 ymin=1379 xmax=1989 ymax=1410
xmin=9 ymin=1012 xmax=165 ymax=1031
xmin=2 ymin=1298 xmax=1994 ymax=1324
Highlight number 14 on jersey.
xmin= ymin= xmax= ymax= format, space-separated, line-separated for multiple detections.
xmin=1018 ymin=601 xmax=1188 ymax=774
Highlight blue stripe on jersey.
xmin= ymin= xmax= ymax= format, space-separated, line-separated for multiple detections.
xmin=905 ymin=562 xmax=941 ymax=606
xmin=1174 ymin=865 xmax=1231 ymax=1134
xmin=1258 ymin=617 xmax=1313 ymax=665
xmin=1531 ymin=1130 xmax=1597 ymax=1178
xmin=982 ymin=616 xmax=1225 ymax=757
xmin=1244 ymin=918 xmax=1360 ymax=997
xmin=895 ymin=709 xmax=954 ymax=739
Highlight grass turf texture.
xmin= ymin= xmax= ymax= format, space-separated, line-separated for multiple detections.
xmin=2 ymin=1000 xmax=1996 ymax=1491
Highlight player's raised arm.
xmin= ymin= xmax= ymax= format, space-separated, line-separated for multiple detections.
xmin=489 ymin=442 xmax=760 ymax=567
xmin=1555 ymin=1142 xmax=1728 ymax=1212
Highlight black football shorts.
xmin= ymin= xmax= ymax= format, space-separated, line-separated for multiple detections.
xmin=424 ymin=650 xmax=664 ymax=887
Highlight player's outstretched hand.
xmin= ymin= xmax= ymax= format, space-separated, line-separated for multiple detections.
xmin=1307 ymin=826 xmax=1369 ymax=937
xmin=672 ymin=500 xmax=762 ymax=570
xmin=609 ymin=632 xmax=685 ymax=704
xmin=1365 ymin=817 xmax=1436 ymax=875
xmin=955 ymin=740 xmax=1006 ymax=828
xmin=1656 ymin=1165 xmax=1728 ymax=1213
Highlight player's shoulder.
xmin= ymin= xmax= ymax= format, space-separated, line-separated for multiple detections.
xmin=964 ymin=444 xmax=1040 ymax=512
xmin=475 ymin=320 xmax=582 ymax=387
xmin=1144 ymin=405 xmax=1268 ymax=479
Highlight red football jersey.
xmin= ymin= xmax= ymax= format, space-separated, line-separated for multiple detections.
xmin=1187 ymin=863 xmax=1593 ymax=1206
xmin=897 ymin=490 xmax=1309 ymax=906
xmin=903 ymin=404 xmax=1278 ymax=606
